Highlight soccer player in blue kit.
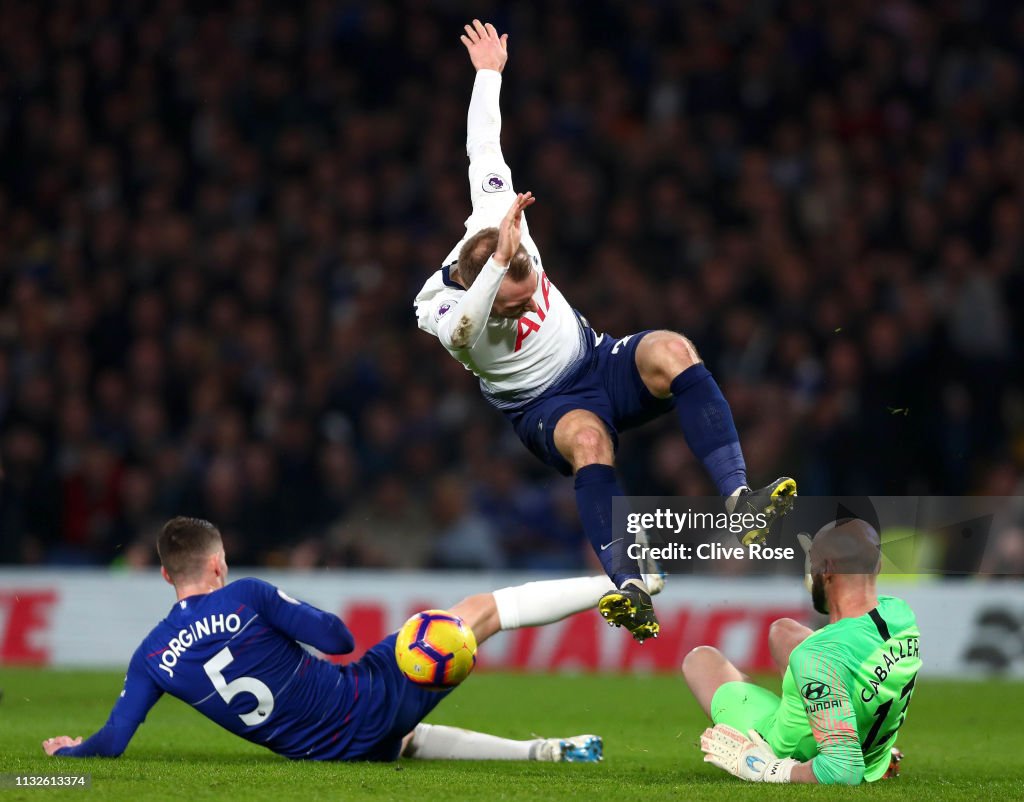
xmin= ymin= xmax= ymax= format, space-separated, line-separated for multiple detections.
xmin=415 ymin=21 xmax=797 ymax=643
xmin=42 ymin=517 xmax=624 ymax=763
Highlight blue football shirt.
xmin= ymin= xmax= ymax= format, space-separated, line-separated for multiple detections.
xmin=56 ymin=578 xmax=398 ymax=760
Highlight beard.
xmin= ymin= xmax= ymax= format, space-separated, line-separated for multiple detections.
xmin=811 ymin=573 xmax=829 ymax=614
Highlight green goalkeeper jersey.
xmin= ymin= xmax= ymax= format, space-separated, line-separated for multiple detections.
xmin=766 ymin=595 xmax=921 ymax=784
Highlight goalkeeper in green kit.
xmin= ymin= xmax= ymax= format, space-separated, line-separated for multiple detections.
xmin=684 ymin=518 xmax=920 ymax=784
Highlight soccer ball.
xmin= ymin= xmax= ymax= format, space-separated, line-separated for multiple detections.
xmin=395 ymin=609 xmax=478 ymax=690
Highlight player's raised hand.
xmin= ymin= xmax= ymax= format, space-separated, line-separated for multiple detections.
xmin=494 ymin=192 xmax=535 ymax=267
xmin=460 ymin=19 xmax=508 ymax=73
xmin=42 ymin=735 xmax=82 ymax=755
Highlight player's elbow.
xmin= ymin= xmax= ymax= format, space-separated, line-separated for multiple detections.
xmin=816 ymin=754 xmax=865 ymax=785
xmin=446 ymin=315 xmax=476 ymax=350
xmin=835 ymin=764 xmax=865 ymax=785
xmin=325 ymin=617 xmax=355 ymax=655
xmin=467 ymin=140 xmax=501 ymax=162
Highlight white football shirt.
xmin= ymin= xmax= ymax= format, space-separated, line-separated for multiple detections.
xmin=414 ymin=70 xmax=591 ymax=408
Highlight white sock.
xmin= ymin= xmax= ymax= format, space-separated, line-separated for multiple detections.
xmin=724 ymin=485 xmax=750 ymax=514
xmin=405 ymin=724 xmax=543 ymax=760
xmin=492 ymin=575 xmax=613 ymax=630
xmin=630 ymin=526 xmax=667 ymax=594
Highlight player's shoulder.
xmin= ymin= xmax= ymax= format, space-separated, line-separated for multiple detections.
xmin=137 ymin=607 xmax=182 ymax=664
xmin=228 ymin=577 xmax=308 ymax=609
xmin=790 ymin=621 xmax=860 ymax=670
xmin=877 ymin=595 xmax=917 ymax=628
xmin=415 ymin=268 xmax=446 ymax=298
xmin=415 ymin=265 xmax=463 ymax=301
xmin=227 ymin=576 xmax=273 ymax=597
xmin=793 ymin=598 xmax=917 ymax=666
xmin=138 ymin=616 xmax=172 ymax=653
xmin=414 ymin=265 xmax=465 ymax=334
xmin=229 ymin=576 xmax=265 ymax=588
xmin=792 ymin=626 xmax=846 ymax=655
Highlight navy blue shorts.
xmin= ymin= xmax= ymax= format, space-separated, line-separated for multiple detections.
xmin=347 ymin=633 xmax=452 ymax=762
xmin=505 ymin=330 xmax=675 ymax=476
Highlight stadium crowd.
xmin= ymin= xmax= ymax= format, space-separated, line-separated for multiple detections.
xmin=0 ymin=0 xmax=1022 ymax=571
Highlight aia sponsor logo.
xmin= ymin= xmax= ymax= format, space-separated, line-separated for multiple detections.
xmin=513 ymin=273 xmax=553 ymax=352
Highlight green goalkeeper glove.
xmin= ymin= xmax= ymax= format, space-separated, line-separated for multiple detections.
xmin=700 ymin=724 xmax=800 ymax=783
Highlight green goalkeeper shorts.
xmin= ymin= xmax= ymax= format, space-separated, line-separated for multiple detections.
xmin=710 ymin=681 xmax=818 ymax=762
xmin=710 ymin=681 xmax=780 ymax=734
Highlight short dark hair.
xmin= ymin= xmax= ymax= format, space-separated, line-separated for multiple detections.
xmin=157 ymin=517 xmax=223 ymax=582
xmin=456 ymin=228 xmax=534 ymax=287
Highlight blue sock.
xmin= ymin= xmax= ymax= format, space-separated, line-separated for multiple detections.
xmin=670 ymin=365 xmax=748 ymax=497
xmin=574 ymin=464 xmax=640 ymax=588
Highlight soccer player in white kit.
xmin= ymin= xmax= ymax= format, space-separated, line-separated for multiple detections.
xmin=415 ymin=21 xmax=796 ymax=643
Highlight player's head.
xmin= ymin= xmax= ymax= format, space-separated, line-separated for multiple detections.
xmin=457 ymin=227 xmax=537 ymax=319
xmin=157 ymin=516 xmax=228 ymax=591
xmin=804 ymin=518 xmax=881 ymax=614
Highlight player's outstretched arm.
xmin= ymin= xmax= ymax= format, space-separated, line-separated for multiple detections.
xmin=462 ymin=19 xmax=508 ymax=161
xmin=43 ymin=649 xmax=162 ymax=758
xmin=459 ymin=20 xmax=530 ymax=237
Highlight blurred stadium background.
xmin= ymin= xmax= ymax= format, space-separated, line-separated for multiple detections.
xmin=2 ymin=0 xmax=1024 ymax=681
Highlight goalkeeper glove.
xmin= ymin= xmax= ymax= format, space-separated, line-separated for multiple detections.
xmin=700 ymin=724 xmax=800 ymax=783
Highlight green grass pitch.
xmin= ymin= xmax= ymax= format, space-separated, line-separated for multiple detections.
xmin=0 ymin=669 xmax=1022 ymax=801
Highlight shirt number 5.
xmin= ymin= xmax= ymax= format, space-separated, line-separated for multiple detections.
xmin=204 ymin=646 xmax=275 ymax=726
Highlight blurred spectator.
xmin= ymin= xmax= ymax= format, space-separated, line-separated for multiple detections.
xmin=980 ymin=527 xmax=1024 ymax=579
xmin=0 ymin=1 xmax=1022 ymax=569
xmin=429 ymin=474 xmax=505 ymax=570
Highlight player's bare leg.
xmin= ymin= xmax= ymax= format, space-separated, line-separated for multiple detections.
xmin=448 ymin=570 xmax=662 ymax=646
xmin=553 ymin=410 xmax=659 ymax=643
xmin=768 ymin=617 xmax=813 ymax=676
xmin=554 ymin=409 xmax=615 ymax=470
xmin=635 ymin=329 xmax=797 ymax=545
xmin=449 ymin=592 xmax=502 ymax=643
xmin=681 ymin=645 xmax=751 ymax=718
xmin=634 ymin=330 xmax=702 ymax=394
